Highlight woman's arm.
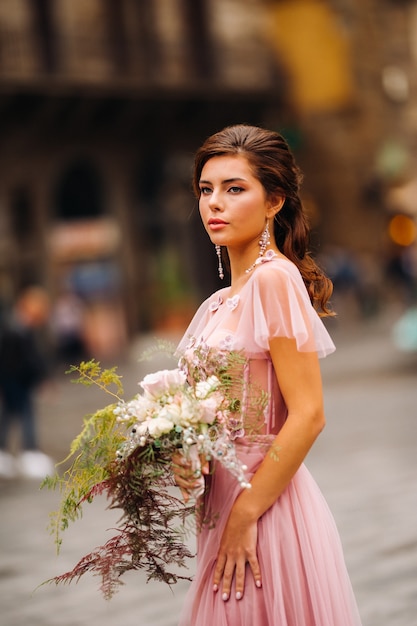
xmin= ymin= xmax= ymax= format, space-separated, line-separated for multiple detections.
xmin=213 ymin=336 xmax=326 ymax=601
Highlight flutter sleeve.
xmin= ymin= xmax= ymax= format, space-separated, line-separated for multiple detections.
xmin=241 ymin=260 xmax=336 ymax=358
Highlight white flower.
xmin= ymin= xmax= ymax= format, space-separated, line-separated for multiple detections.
xmin=147 ymin=416 xmax=174 ymax=438
xmin=140 ymin=369 xmax=187 ymax=398
xmin=136 ymin=422 xmax=149 ymax=436
xmin=160 ymin=395 xmax=199 ymax=428
xmin=122 ymin=395 xmax=157 ymax=422
xmin=159 ymin=402 xmax=182 ymax=426
xmin=179 ymin=395 xmax=199 ymax=426
xmin=195 ymin=375 xmax=220 ymax=399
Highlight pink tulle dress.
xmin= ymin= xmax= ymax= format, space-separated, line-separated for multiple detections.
xmin=176 ymin=254 xmax=362 ymax=626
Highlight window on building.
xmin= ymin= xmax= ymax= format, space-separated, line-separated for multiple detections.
xmin=31 ymin=0 xmax=57 ymax=72
xmin=182 ymin=0 xmax=213 ymax=78
xmin=10 ymin=185 xmax=35 ymax=243
xmin=103 ymin=0 xmax=129 ymax=72
xmin=54 ymin=158 xmax=105 ymax=220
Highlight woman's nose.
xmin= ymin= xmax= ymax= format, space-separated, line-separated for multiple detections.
xmin=208 ymin=190 xmax=222 ymax=211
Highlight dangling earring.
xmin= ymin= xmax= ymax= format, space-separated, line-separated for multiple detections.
xmin=259 ymin=221 xmax=270 ymax=256
xmin=245 ymin=221 xmax=271 ymax=274
xmin=215 ymin=244 xmax=224 ymax=280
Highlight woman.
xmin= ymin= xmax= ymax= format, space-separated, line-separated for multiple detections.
xmin=175 ymin=125 xmax=362 ymax=625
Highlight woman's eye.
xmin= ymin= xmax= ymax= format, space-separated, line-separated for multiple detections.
xmin=199 ymin=186 xmax=212 ymax=195
xmin=229 ymin=186 xmax=243 ymax=194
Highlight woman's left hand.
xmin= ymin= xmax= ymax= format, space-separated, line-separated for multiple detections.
xmin=213 ymin=503 xmax=261 ymax=601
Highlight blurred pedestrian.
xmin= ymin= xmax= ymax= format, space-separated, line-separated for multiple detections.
xmin=51 ymin=288 xmax=86 ymax=365
xmin=0 ymin=286 xmax=54 ymax=479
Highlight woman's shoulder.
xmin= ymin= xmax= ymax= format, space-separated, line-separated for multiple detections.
xmin=248 ymin=253 xmax=305 ymax=291
xmin=245 ymin=253 xmax=315 ymax=319
xmin=244 ymin=253 xmax=336 ymax=357
xmin=263 ymin=252 xmax=299 ymax=272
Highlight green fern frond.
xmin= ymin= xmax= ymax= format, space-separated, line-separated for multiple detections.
xmin=137 ymin=338 xmax=177 ymax=362
xmin=42 ymin=360 xmax=129 ymax=550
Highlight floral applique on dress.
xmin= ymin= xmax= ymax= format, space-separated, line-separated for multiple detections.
xmin=219 ymin=334 xmax=235 ymax=351
xmin=226 ymin=294 xmax=240 ymax=311
xmin=255 ymin=249 xmax=276 ymax=267
xmin=209 ymin=293 xmax=241 ymax=314
xmin=209 ymin=295 xmax=223 ymax=312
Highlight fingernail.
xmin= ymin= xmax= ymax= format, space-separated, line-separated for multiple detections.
xmin=236 ymin=591 xmax=242 ymax=600
xmin=255 ymin=579 xmax=262 ymax=588
xmin=213 ymin=584 xmax=218 ymax=592
xmin=222 ymin=592 xmax=229 ymax=601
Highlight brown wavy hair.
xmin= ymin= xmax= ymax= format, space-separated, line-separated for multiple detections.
xmin=193 ymin=124 xmax=334 ymax=316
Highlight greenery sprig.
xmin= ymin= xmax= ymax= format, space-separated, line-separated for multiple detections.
xmin=41 ymin=360 xmax=194 ymax=598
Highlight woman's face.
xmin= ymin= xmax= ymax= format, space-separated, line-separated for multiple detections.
xmin=198 ymin=154 xmax=274 ymax=251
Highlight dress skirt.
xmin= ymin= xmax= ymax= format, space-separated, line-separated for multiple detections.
xmin=178 ymin=437 xmax=362 ymax=626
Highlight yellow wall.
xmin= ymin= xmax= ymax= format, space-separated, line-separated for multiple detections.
xmin=266 ymin=0 xmax=355 ymax=113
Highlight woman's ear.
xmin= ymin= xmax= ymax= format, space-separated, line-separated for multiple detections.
xmin=267 ymin=196 xmax=285 ymax=218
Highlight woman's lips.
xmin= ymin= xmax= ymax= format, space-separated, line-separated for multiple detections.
xmin=208 ymin=219 xmax=228 ymax=230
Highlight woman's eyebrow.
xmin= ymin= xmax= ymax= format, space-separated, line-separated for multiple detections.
xmin=199 ymin=177 xmax=248 ymax=185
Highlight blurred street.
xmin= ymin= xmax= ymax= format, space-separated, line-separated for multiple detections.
xmin=1 ymin=311 xmax=416 ymax=626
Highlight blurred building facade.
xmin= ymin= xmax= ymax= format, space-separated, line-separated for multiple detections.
xmin=266 ymin=0 xmax=417 ymax=313
xmin=0 ymin=0 xmax=416 ymax=354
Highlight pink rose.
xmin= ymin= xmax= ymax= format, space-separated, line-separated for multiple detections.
xmin=139 ymin=369 xmax=187 ymax=397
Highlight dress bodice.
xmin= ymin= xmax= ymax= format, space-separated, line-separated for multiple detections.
xmin=177 ymin=254 xmax=335 ymax=435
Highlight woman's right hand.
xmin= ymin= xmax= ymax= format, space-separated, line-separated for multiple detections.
xmin=171 ymin=452 xmax=209 ymax=502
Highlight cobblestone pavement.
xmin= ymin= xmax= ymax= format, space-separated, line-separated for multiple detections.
xmin=1 ymin=313 xmax=416 ymax=626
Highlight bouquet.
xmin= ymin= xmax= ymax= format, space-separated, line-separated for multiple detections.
xmin=42 ymin=340 xmax=256 ymax=599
